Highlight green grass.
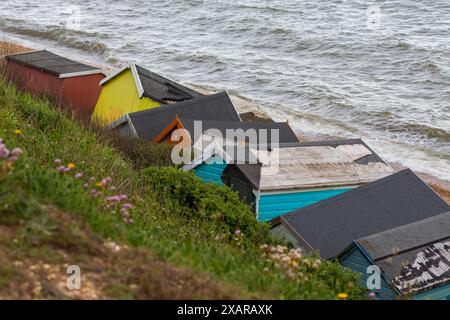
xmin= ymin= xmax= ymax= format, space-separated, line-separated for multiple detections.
xmin=0 ymin=77 xmax=367 ymax=299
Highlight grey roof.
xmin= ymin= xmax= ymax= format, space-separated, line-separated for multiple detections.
xmin=135 ymin=65 xmax=202 ymax=103
xmin=228 ymin=139 xmax=392 ymax=190
xmin=179 ymin=119 xmax=299 ymax=144
xmin=277 ymin=169 xmax=450 ymax=259
xmin=356 ymin=212 xmax=450 ymax=295
xmin=122 ymin=92 xmax=241 ymax=141
xmin=6 ymin=50 xmax=101 ymax=76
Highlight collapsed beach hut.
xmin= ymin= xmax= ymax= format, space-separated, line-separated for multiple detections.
xmin=108 ymin=92 xmax=241 ymax=140
xmin=153 ymin=118 xmax=299 ymax=145
xmin=270 ymin=168 xmax=450 ymax=259
xmin=5 ymin=50 xmax=105 ymax=119
xmin=339 ymin=212 xmax=450 ymax=300
xmin=185 ymin=139 xmax=394 ymax=220
xmin=93 ymin=63 xmax=202 ymax=124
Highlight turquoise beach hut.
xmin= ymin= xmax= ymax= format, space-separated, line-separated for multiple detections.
xmin=185 ymin=139 xmax=394 ymax=221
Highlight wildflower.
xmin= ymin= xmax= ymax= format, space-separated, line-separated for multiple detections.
xmin=95 ymin=182 xmax=103 ymax=187
xmin=67 ymin=163 xmax=75 ymax=169
xmin=106 ymin=195 xmax=120 ymax=202
xmin=54 ymin=159 xmax=62 ymax=165
xmin=83 ymin=183 xmax=89 ymax=189
xmin=14 ymin=129 xmax=22 ymax=135
xmin=234 ymin=229 xmax=241 ymax=236
xmin=91 ymin=189 xmax=100 ymax=198
xmin=56 ymin=166 xmax=66 ymax=173
xmin=119 ymin=194 xmax=127 ymax=201
xmin=0 ymin=146 xmax=9 ymax=158
xmin=89 ymin=176 xmax=96 ymax=182
xmin=369 ymin=292 xmax=376 ymax=299
xmin=75 ymin=172 xmax=83 ymax=179
xmin=337 ymin=293 xmax=348 ymax=300
xmin=122 ymin=203 xmax=133 ymax=209
xmin=10 ymin=148 xmax=23 ymax=157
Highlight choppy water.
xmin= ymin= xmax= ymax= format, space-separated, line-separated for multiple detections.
xmin=1 ymin=0 xmax=449 ymax=181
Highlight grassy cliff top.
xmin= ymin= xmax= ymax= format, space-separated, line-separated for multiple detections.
xmin=0 ymin=77 xmax=366 ymax=299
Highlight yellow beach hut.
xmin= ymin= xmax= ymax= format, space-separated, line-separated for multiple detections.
xmin=92 ymin=63 xmax=202 ymax=124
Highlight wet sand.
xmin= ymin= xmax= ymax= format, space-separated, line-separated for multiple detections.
xmin=1 ymin=39 xmax=449 ymax=205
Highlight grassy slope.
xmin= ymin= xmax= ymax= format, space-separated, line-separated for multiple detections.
xmin=0 ymin=77 xmax=366 ymax=299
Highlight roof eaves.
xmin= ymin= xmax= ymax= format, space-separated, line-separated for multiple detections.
xmin=59 ymin=69 xmax=105 ymax=79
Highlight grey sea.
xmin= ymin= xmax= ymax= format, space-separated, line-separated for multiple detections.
xmin=0 ymin=0 xmax=449 ymax=181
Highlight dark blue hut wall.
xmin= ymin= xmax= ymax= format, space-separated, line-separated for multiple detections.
xmin=339 ymin=246 xmax=395 ymax=300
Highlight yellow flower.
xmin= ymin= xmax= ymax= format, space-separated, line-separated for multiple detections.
xmin=14 ymin=129 xmax=22 ymax=135
xmin=337 ymin=293 xmax=348 ymax=300
xmin=95 ymin=182 xmax=103 ymax=187
xmin=67 ymin=163 xmax=76 ymax=169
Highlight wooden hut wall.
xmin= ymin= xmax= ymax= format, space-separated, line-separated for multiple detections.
xmin=92 ymin=69 xmax=159 ymax=124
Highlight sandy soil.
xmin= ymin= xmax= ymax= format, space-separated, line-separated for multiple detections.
xmin=1 ymin=39 xmax=449 ymax=205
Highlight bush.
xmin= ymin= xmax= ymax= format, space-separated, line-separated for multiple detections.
xmin=142 ymin=166 xmax=272 ymax=246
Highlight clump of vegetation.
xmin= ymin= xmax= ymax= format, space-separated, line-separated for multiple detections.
xmin=0 ymin=76 xmax=367 ymax=299
xmin=143 ymin=166 xmax=271 ymax=246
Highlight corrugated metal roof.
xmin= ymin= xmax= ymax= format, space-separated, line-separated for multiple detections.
xmin=356 ymin=212 xmax=450 ymax=295
xmin=279 ymin=169 xmax=450 ymax=259
xmin=250 ymin=141 xmax=394 ymax=191
xmin=6 ymin=50 xmax=102 ymax=77
xmin=123 ymin=92 xmax=241 ymax=141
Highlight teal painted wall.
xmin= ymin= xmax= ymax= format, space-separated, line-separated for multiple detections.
xmin=339 ymin=246 xmax=395 ymax=300
xmin=193 ymin=156 xmax=226 ymax=185
xmin=415 ymin=284 xmax=450 ymax=300
xmin=258 ymin=188 xmax=351 ymax=221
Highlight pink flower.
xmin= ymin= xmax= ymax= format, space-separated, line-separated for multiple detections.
xmin=106 ymin=195 xmax=120 ymax=202
xmin=57 ymin=166 xmax=66 ymax=173
xmin=75 ymin=172 xmax=83 ymax=179
xmin=54 ymin=159 xmax=62 ymax=164
xmin=91 ymin=189 xmax=100 ymax=197
xmin=83 ymin=183 xmax=89 ymax=189
xmin=0 ymin=147 xmax=10 ymax=158
xmin=369 ymin=292 xmax=376 ymax=299
xmin=10 ymin=148 xmax=23 ymax=157
xmin=119 ymin=194 xmax=127 ymax=201
xmin=122 ymin=203 xmax=133 ymax=209
xmin=235 ymin=229 xmax=241 ymax=236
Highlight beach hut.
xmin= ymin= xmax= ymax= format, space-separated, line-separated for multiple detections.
xmin=339 ymin=212 xmax=450 ymax=300
xmin=221 ymin=139 xmax=394 ymax=221
xmin=153 ymin=118 xmax=299 ymax=145
xmin=5 ymin=50 xmax=105 ymax=119
xmin=108 ymin=92 xmax=241 ymax=140
xmin=92 ymin=63 xmax=202 ymax=124
xmin=270 ymin=168 xmax=450 ymax=262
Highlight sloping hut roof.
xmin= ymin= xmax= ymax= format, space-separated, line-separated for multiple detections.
xmin=99 ymin=63 xmax=201 ymax=103
xmin=355 ymin=212 xmax=450 ymax=295
xmin=109 ymin=92 xmax=241 ymax=140
xmin=273 ymin=169 xmax=450 ymax=259
xmin=226 ymin=139 xmax=394 ymax=192
xmin=6 ymin=50 xmax=103 ymax=78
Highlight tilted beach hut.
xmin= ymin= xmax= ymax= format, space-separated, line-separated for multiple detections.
xmin=339 ymin=212 xmax=450 ymax=300
xmin=92 ymin=63 xmax=202 ymax=124
xmin=219 ymin=139 xmax=394 ymax=221
xmin=270 ymin=168 xmax=450 ymax=262
xmin=108 ymin=92 xmax=241 ymax=140
xmin=5 ymin=50 xmax=105 ymax=119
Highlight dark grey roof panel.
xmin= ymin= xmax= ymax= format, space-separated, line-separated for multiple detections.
xmin=6 ymin=50 xmax=100 ymax=76
xmin=127 ymin=92 xmax=241 ymax=141
xmin=280 ymin=169 xmax=450 ymax=259
xmin=135 ymin=65 xmax=202 ymax=103
xmin=179 ymin=119 xmax=299 ymax=144
xmin=358 ymin=211 xmax=450 ymax=260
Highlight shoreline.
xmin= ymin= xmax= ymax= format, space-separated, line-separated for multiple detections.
xmin=1 ymin=39 xmax=449 ymax=204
